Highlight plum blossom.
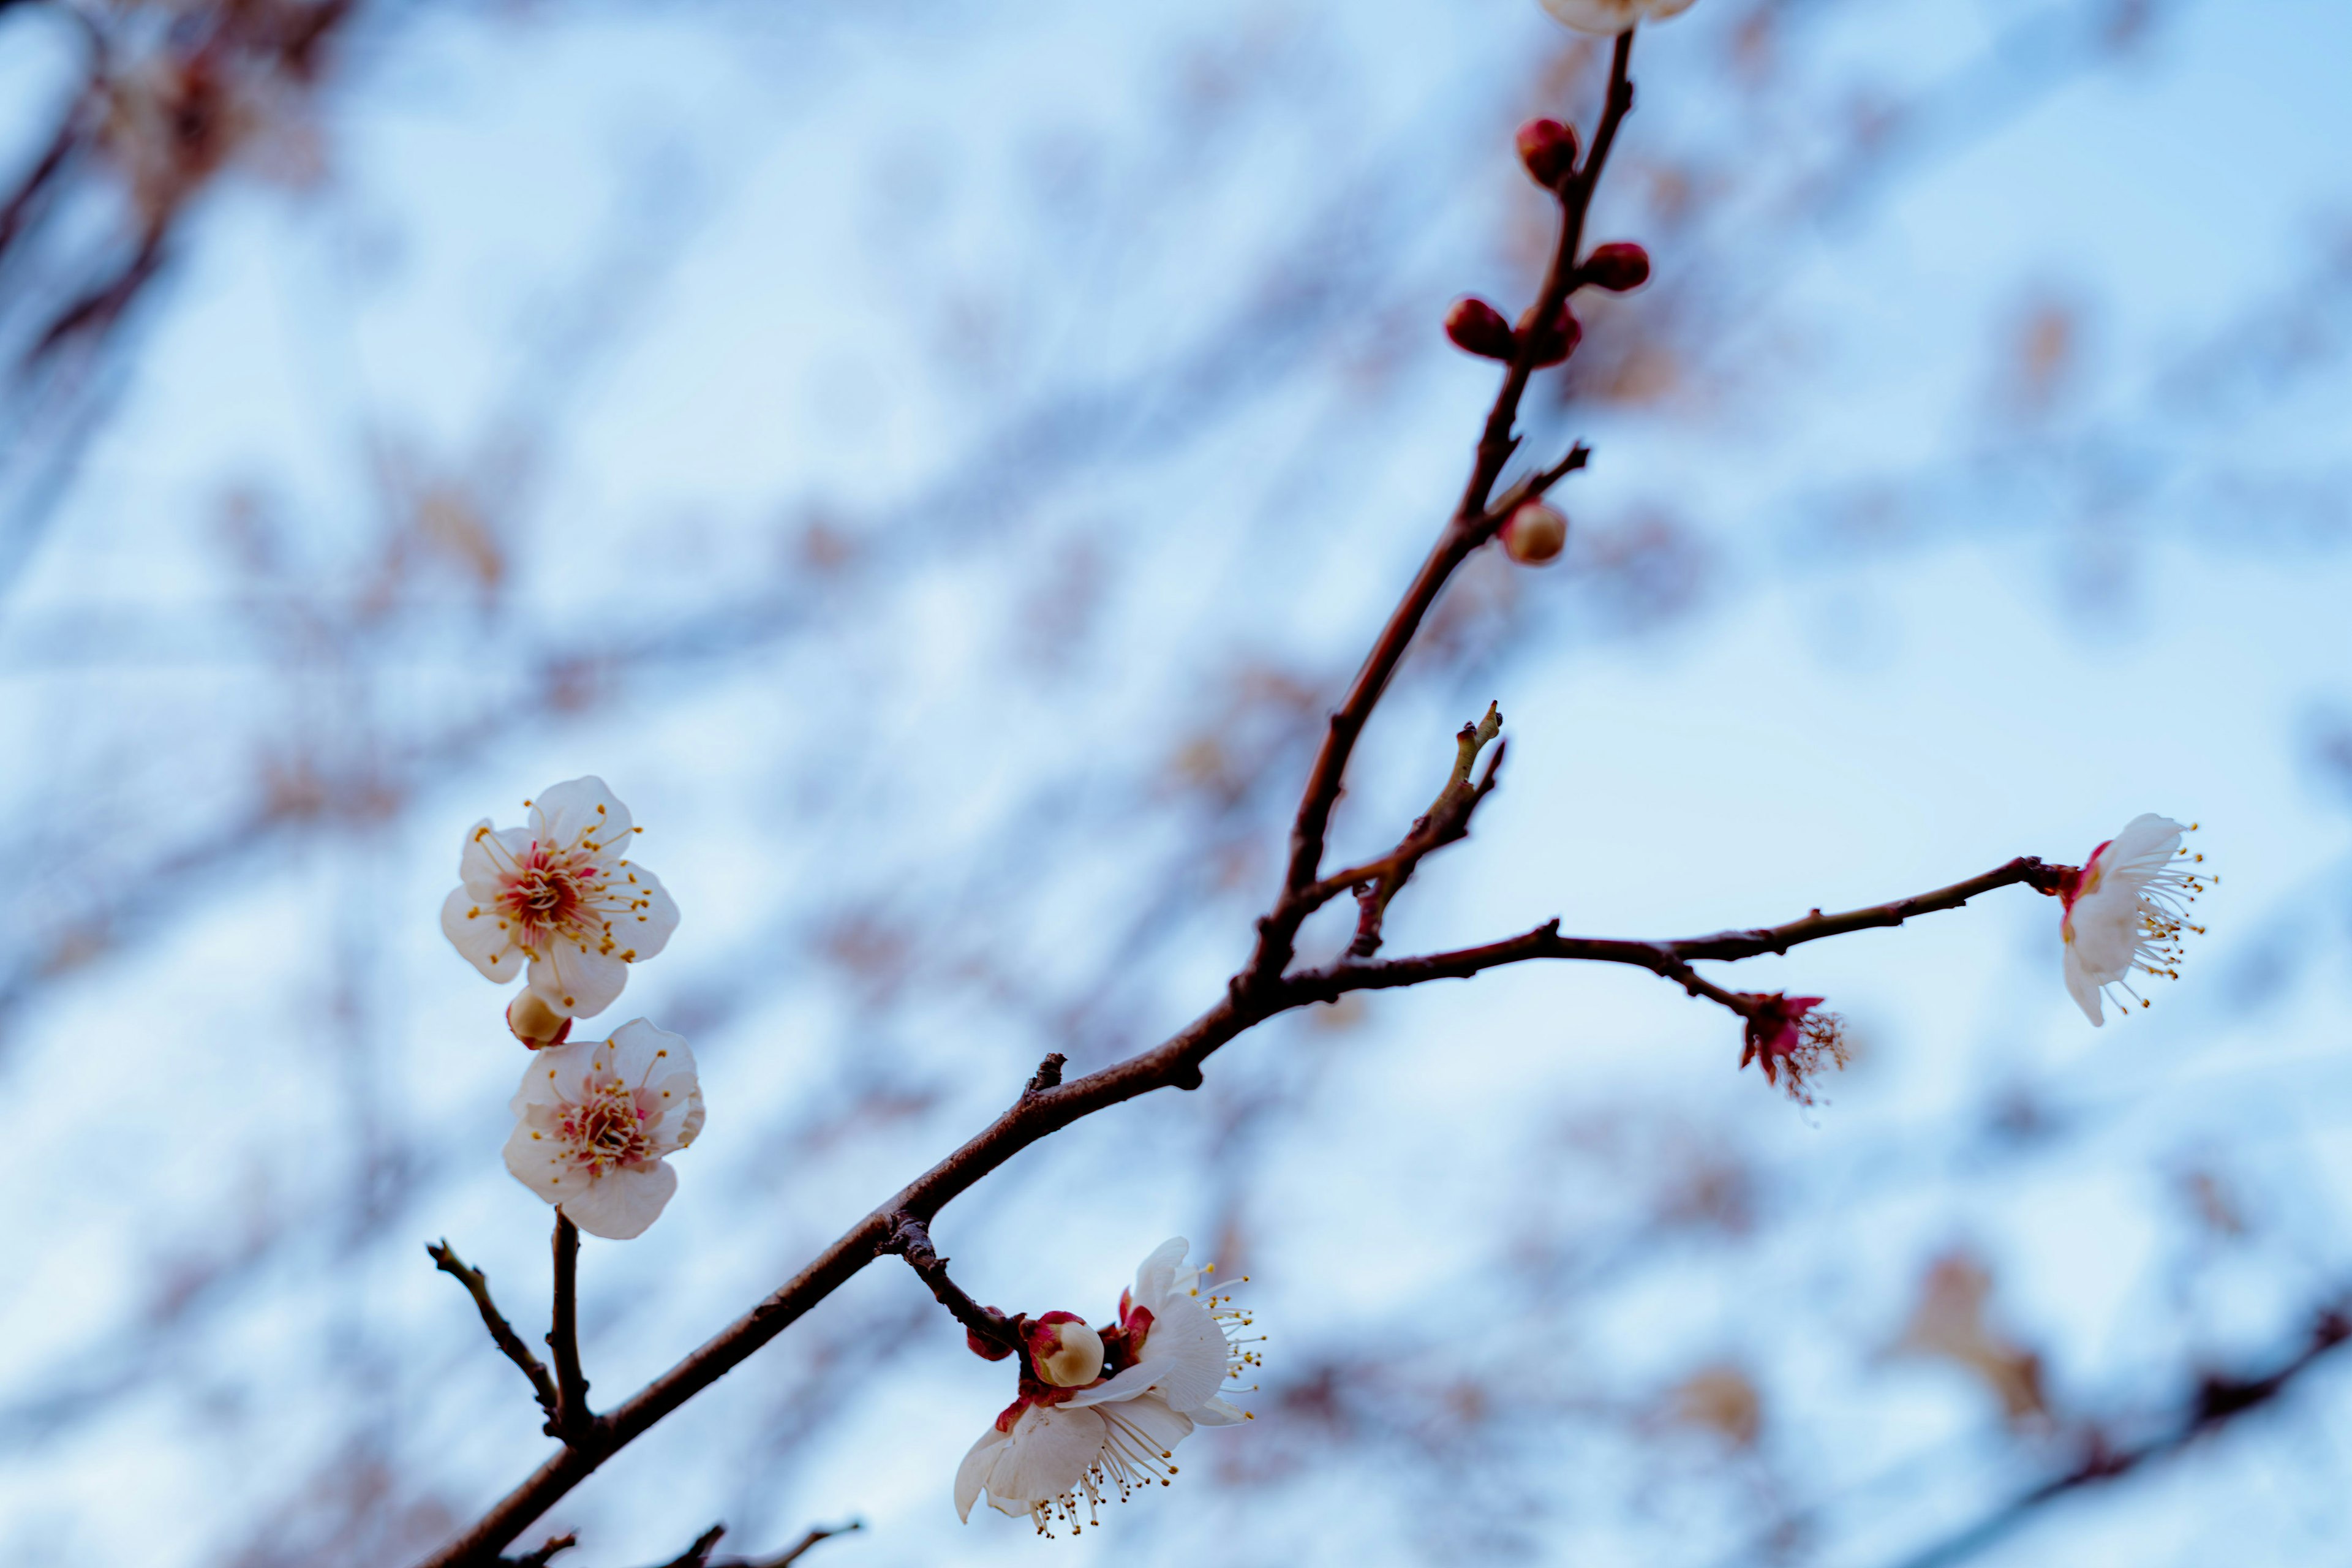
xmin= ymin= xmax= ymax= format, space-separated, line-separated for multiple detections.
xmin=1538 ymin=0 xmax=1698 ymax=36
xmin=2057 ymin=813 xmax=2209 ymax=1024
xmin=441 ymin=775 xmax=679 ymax=1021
xmin=956 ymin=1238 xmax=1261 ymax=1536
xmin=503 ymin=1019 xmax=704 ymax=1240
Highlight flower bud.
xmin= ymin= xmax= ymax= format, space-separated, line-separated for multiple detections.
xmin=507 ymin=990 xmax=572 ymax=1049
xmin=1520 ymin=302 xmax=1583 ymax=368
xmin=1501 ymin=501 xmax=1569 ymax=565
xmin=1027 ymin=1311 xmax=1106 ymax=1387
xmin=1444 ymin=296 xmax=1517 ymax=360
xmin=1581 ymin=241 xmax=1652 ymax=292
xmin=1515 ymin=117 xmax=1578 ymax=190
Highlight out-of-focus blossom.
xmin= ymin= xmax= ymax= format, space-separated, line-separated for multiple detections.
xmin=1538 ymin=0 xmax=1698 ymax=37
xmin=440 ymin=775 xmax=680 ymax=1020
xmin=2057 ymin=813 xmax=2209 ymax=1024
xmin=1890 ymin=1251 xmax=2048 ymax=1425
xmin=503 ymin=1019 xmax=703 ymax=1240
xmin=956 ymin=1239 xmax=1259 ymax=1534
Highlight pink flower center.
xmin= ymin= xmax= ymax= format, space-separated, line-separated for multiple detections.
xmin=500 ymin=844 xmax=605 ymax=948
xmin=556 ymin=1074 xmax=655 ymax=1174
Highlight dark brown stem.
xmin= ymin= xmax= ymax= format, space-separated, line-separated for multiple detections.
xmin=499 ymin=1532 xmax=576 ymax=1567
xmin=717 ymin=1521 xmax=861 ymax=1568
xmin=547 ymin=1215 xmax=592 ymax=1444
xmin=881 ymin=1214 xmax=1025 ymax=1355
xmin=1879 ymin=1303 xmax=2351 ymax=1568
xmin=428 ymin=1240 xmax=559 ymax=1423
xmin=413 ymin=851 xmax=2054 ymax=1567
xmin=1245 ymin=34 xmax=1636 ymax=990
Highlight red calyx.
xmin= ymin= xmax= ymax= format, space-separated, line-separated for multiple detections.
xmin=1580 ymin=241 xmax=1652 ymax=293
xmin=1445 ymin=296 xmax=1517 ymax=360
xmin=1516 ymin=117 xmax=1579 ymax=191
xmin=966 ymin=1328 xmax=1015 ymax=1362
xmin=1740 ymin=992 xmax=1825 ymax=1078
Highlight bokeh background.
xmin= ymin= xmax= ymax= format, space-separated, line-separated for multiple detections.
xmin=3 ymin=0 xmax=2350 ymax=1564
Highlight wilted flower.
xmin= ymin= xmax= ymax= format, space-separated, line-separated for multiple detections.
xmin=441 ymin=775 xmax=680 ymax=1020
xmin=1539 ymin=0 xmax=1699 ymax=35
xmin=504 ymin=1019 xmax=704 ymax=1240
xmin=1738 ymin=992 xmax=1849 ymax=1106
xmin=956 ymin=1238 xmax=1260 ymax=1536
xmin=2056 ymin=813 xmax=2209 ymax=1024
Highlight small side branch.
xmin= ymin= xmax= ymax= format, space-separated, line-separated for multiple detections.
xmin=1307 ymin=703 xmax=1507 ymax=958
xmin=499 ymin=1534 xmax=577 ymax=1568
xmin=718 ymin=1521 xmax=862 ymax=1568
xmin=1879 ymin=1303 xmax=2351 ymax=1568
xmin=548 ymin=1214 xmax=594 ymax=1443
xmin=1290 ymin=856 xmax=2067 ymax=1006
xmin=428 ymin=1240 xmax=559 ymax=1423
xmin=881 ymin=1215 xmax=1024 ymax=1357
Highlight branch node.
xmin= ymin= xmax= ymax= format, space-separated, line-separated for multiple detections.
xmin=1023 ymin=1053 xmax=1066 ymax=1096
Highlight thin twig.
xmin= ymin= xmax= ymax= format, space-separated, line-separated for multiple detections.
xmin=408 ymin=40 xmax=2069 ymax=1566
xmin=1244 ymin=33 xmax=1638 ymax=993
xmin=716 ymin=1520 xmax=862 ymax=1568
xmin=881 ymin=1215 xmax=1025 ymax=1355
xmin=498 ymin=1533 xmax=576 ymax=1568
xmin=1878 ymin=1305 xmax=2351 ymax=1568
xmin=427 ymin=1240 xmax=559 ymax=1423
xmin=548 ymin=1214 xmax=593 ymax=1444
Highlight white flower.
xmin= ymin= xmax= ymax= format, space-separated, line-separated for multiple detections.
xmin=955 ymin=1238 xmax=1261 ymax=1536
xmin=503 ymin=1019 xmax=704 ymax=1240
xmin=2060 ymin=813 xmax=2210 ymax=1025
xmin=441 ymin=775 xmax=679 ymax=1020
xmin=1538 ymin=0 xmax=1698 ymax=36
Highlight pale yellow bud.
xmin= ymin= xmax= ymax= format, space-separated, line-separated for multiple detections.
xmin=1033 ymin=1319 xmax=1106 ymax=1387
xmin=1501 ymin=501 xmax=1569 ymax=566
xmin=507 ymin=991 xmax=570 ymax=1047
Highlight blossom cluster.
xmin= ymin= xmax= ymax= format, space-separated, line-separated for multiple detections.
xmin=442 ymin=776 xmax=699 ymax=1240
xmin=957 ymin=1239 xmax=1262 ymax=1536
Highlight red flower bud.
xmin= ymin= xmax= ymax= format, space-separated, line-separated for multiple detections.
xmin=1444 ymin=296 xmax=1517 ymax=360
xmin=1515 ymin=117 xmax=1578 ymax=191
xmin=1521 ymin=302 xmax=1583 ymax=367
xmin=1501 ymin=501 xmax=1569 ymax=565
xmin=1581 ymin=241 xmax=1651 ymax=292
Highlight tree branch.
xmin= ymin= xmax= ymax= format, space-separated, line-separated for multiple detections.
xmin=428 ymin=1240 xmax=559 ymax=1425
xmin=547 ymin=1215 xmax=593 ymax=1444
xmin=1289 ymin=856 xmax=2068 ymax=1006
xmin=409 ymin=38 xmax=2068 ymax=1566
xmin=881 ymin=1214 xmax=1024 ymax=1357
xmin=1243 ymin=32 xmax=1637 ymax=993
xmin=1880 ymin=1302 xmax=2352 ymax=1568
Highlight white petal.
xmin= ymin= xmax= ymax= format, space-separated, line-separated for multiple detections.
xmin=1134 ymin=1292 xmax=1231 ymax=1415
xmin=1190 ymin=1395 xmax=1248 ymax=1427
xmin=562 ymin=1160 xmax=677 ymax=1240
xmin=531 ymin=775 xmax=634 ymax=853
xmin=458 ymin=821 xmax=532 ymax=898
xmin=2062 ymin=934 xmax=2106 ymax=1025
xmin=530 ymin=939 xmax=628 ymax=1019
xmin=502 ymin=1117 xmax=573 ymax=1202
xmin=984 ymin=1404 xmax=1106 ymax=1507
xmin=646 ymin=1072 xmax=704 ymax=1151
xmin=955 ymin=1426 xmax=1009 ymax=1522
xmin=1537 ymin=0 xmax=1648 ymax=34
xmin=608 ymin=1017 xmax=692 ymax=1079
xmin=606 ymin=862 xmax=680 ymax=962
xmin=2106 ymin=813 xmax=2185 ymax=869
xmin=511 ymin=1035 xmax=599 ymax=1114
xmin=1062 ymin=1355 xmax=1170 ymax=1410
xmin=1133 ymin=1237 xmax=1190 ymax=1313
xmin=442 ymin=886 xmax=523 ymax=982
